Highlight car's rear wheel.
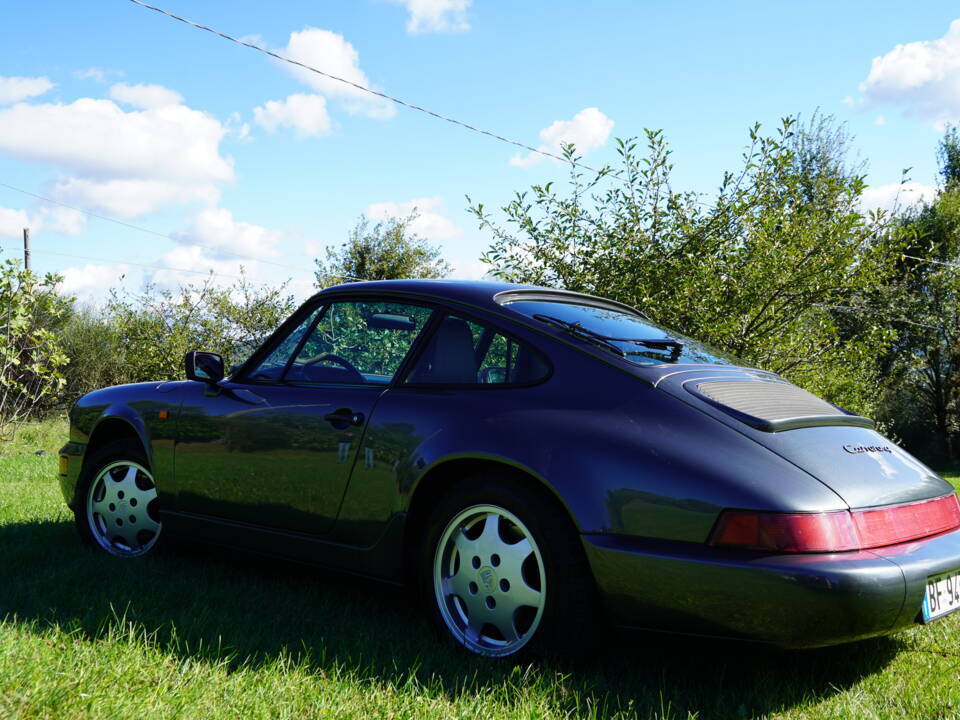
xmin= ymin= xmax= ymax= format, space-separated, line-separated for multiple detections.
xmin=75 ymin=439 xmax=162 ymax=558
xmin=421 ymin=472 xmax=594 ymax=658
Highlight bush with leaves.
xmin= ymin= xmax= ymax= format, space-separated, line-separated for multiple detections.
xmin=0 ymin=260 xmax=69 ymax=435
xmin=105 ymin=270 xmax=297 ymax=383
xmin=58 ymin=305 xmax=134 ymax=401
xmin=471 ymin=116 xmax=900 ymax=416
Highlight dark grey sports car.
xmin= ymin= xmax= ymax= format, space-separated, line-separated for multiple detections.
xmin=58 ymin=280 xmax=960 ymax=657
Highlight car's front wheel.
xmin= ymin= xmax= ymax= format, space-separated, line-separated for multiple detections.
xmin=421 ymin=473 xmax=594 ymax=658
xmin=75 ymin=439 xmax=162 ymax=558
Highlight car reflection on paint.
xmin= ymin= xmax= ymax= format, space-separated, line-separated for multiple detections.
xmin=59 ymin=280 xmax=960 ymax=657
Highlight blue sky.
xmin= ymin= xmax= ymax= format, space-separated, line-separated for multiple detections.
xmin=0 ymin=0 xmax=958 ymax=302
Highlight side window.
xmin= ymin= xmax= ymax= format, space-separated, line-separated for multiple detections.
xmin=405 ymin=314 xmax=549 ymax=386
xmin=285 ymin=300 xmax=433 ymax=385
xmin=246 ymin=305 xmax=324 ymax=383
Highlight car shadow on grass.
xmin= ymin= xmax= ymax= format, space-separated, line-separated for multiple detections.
xmin=0 ymin=519 xmax=905 ymax=719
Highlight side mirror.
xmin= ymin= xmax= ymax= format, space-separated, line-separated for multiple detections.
xmin=185 ymin=351 xmax=225 ymax=383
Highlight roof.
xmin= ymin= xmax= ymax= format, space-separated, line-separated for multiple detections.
xmin=313 ymin=279 xmax=645 ymax=318
xmin=314 ymin=278 xmax=535 ymax=312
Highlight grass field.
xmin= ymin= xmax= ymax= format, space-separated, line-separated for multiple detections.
xmin=1 ymin=420 xmax=959 ymax=719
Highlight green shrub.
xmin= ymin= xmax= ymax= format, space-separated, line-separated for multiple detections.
xmin=0 ymin=260 xmax=69 ymax=436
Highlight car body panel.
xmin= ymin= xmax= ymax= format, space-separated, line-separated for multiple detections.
xmin=649 ymin=368 xmax=954 ymax=509
xmin=171 ymin=380 xmax=386 ymax=535
xmin=583 ymin=533 xmax=909 ymax=647
xmin=60 ymin=381 xmax=184 ymax=509
xmin=586 ymin=525 xmax=960 ymax=647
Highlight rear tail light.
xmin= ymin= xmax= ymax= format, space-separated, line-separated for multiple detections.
xmin=708 ymin=493 xmax=960 ymax=553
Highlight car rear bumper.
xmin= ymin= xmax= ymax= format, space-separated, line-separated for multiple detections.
xmin=583 ymin=528 xmax=960 ymax=648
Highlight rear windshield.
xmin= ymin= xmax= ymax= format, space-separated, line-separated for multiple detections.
xmin=502 ymin=299 xmax=739 ymax=367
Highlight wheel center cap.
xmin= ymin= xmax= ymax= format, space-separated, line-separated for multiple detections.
xmin=478 ymin=566 xmax=497 ymax=593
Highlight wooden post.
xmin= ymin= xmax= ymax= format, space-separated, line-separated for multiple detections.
xmin=22 ymin=227 xmax=30 ymax=271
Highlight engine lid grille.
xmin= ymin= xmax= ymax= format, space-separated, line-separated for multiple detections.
xmin=691 ymin=379 xmax=873 ymax=432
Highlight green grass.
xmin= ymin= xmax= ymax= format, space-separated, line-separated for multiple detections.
xmin=0 ymin=417 xmax=68 ymax=458
xmin=1 ymin=424 xmax=959 ymax=719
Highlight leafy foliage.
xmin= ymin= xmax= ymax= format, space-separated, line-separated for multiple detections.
xmin=315 ymin=212 xmax=451 ymax=286
xmin=471 ymin=116 xmax=899 ymax=415
xmin=0 ymin=260 xmax=69 ymax=435
xmin=59 ymin=305 xmax=135 ymax=401
xmin=105 ymin=270 xmax=297 ymax=382
xmin=879 ymin=129 xmax=960 ymax=462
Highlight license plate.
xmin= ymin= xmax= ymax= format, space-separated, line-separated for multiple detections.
xmin=921 ymin=568 xmax=960 ymax=622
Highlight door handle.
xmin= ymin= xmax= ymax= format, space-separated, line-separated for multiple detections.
xmin=323 ymin=408 xmax=364 ymax=427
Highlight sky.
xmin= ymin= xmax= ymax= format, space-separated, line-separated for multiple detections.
xmin=1 ymin=0 xmax=959 ymax=303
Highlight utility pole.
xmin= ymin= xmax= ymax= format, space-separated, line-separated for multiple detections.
xmin=22 ymin=227 xmax=31 ymax=271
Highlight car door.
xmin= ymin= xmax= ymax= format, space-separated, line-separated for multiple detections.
xmin=172 ymin=298 xmax=434 ymax=536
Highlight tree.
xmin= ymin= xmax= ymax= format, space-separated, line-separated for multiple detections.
xmin=470 ymin=116 xmax=899 ymax=415
xmin=879 ymin=127 xmax=960 ymax=462
xmin=315 ymin=212 xmax=451 ymax=287
xmin=0 ymin=259 xmax=69 ymax=435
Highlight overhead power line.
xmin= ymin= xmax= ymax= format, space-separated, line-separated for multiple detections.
xmin=0 ymin=180 xmax=313 ymax=276
xmin=0 ymin=238 xmax=241 ymax=279
xmin=0 ymin=237 xmax=373 ymax=286
xmin=125 ymin=0 xmax=617 ymax=179
xmin=815 ymin=303 xmax=945 ymax=332
xmin=902 ymin=253 xmax=960 ymax=269
xmin=0 ymin=182 xmax=383 ymax=286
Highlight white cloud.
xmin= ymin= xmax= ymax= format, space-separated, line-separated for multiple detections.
xmin=394 ymin=0 xmax=471 ymax=34
xmin=0 ymin=206 xmax=32 ymax=238
xmin=150 ymin=245 xmax=251 ymax=290
xmin=861 ymin=181 xmax=938 ymax=212
xmin=254 ymin=93 xmax=332 ymax=138
xmin=858 ymin=19 xmax=960 ymax=126
xmin=225 ymin=112 xmax=251 ymax=142
xmin=0 ymin=97 xmax=233 ymax=219
xmin=37 ymin=206 xmax=86 ymax=236
xmin=0 ymin=76 xmax=54 ymax=105
xmin=875 ymin=114 xmax=887 ymax=126
xmin=74 ymin=68 xmax=106 ymax=82
xmin=73 ymin=68 xmax=121 ymax=83
xmin=364 ymin=197 xmax=462 ymax=241
xmin=289 ymin=275 xmax=321 ymax=302
xmin=448 ymin=257 xmax=491 ymax=280
xmin=172 ymin=207 xmax=283 ymax=261
xmin=0 ymin=204 xmax=86 ymax=239
xmin=0 ymin=98 xmax=233 ymax=184
xmin=109 ymin=82 xmax=184 ymax=110
xmin=303 ymin=238 xmax=325 ymax=257
xmin=51 ymin=177 xmax=219 ymax=219
xmin=278 ymin=28 xmax=394 ymax=119
xmin=59 ymin=263 xmax=131 ymax=299
xmin=509 ymin=107 xmax=614 ymax=168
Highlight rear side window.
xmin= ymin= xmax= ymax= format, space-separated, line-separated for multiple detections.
xmin=405 ymin=314 xmax=549 ymax=386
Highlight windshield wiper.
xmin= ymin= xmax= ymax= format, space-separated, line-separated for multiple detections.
xmin=533 ymin=314 xmax=626 ymax=357
xmin=532 ymin=314 xmax=684 ymax=361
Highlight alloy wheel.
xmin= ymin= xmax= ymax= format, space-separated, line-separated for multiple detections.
xmin=85 ymin=460 xmax=161 ymax=557
xmin=433 ymin=504 xmax=546 ymax=657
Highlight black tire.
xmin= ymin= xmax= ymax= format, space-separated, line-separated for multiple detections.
xmin=419 ymin=470 xmax=595 ymax=658
xmin=74 ymin=439 xmax=162 ymax=558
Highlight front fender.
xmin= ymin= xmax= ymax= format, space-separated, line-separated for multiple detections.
xmin=61 ymin=381 xmax=186 ymax=510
